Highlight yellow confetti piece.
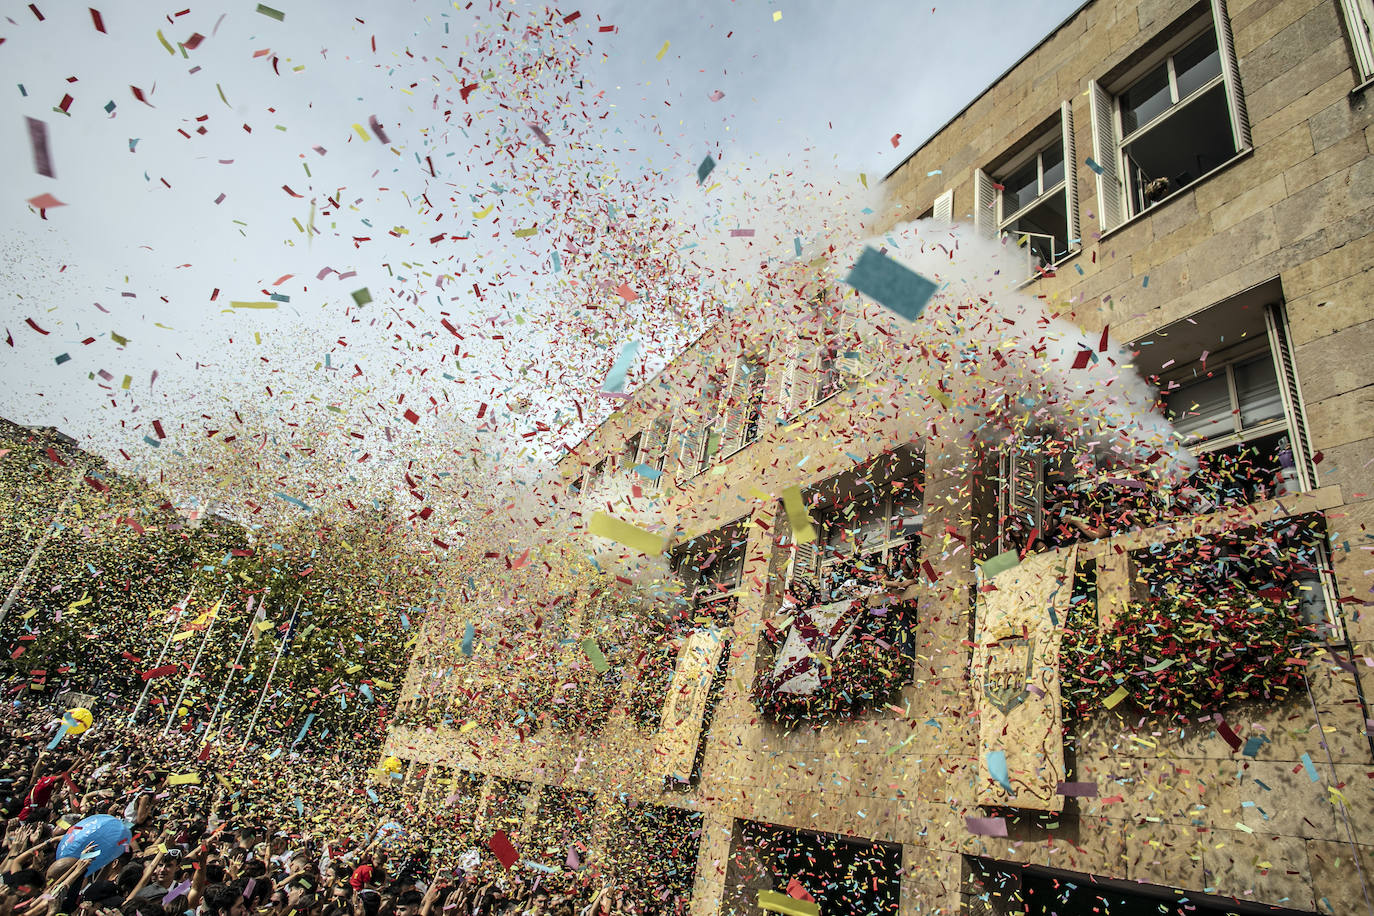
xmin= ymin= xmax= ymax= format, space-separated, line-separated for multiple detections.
xmin=512 ymin=225 xmax=539 ymax=238
xmin=656 ymin=40 xmax=670 ymax=61
xmin=167 ymin=773 xmax=201 ymax=787
xmin=217 ymin=83 xmax=230 ymax=107
xmin=1103 ymin=685 xmax=1129 ymax=709
xmin=472 ymin=203 xmax=495 ymax=219
xmin=781 ymin=485 xmax=816 ymax=545
xmin=458 ymin=720 xmax=478 ymax=734
xmin=121 ymin=375 xmax=132 ymax=390
xmin=171 ymin=631 xmax=197 ymax=642
xmin=156 ymin=29 xmax=175 ymax=54
xmin=230 ymin=301 xmax=279 ymax=309
xmin=772 ymin=10 xmax=783 ymax=21
xmin=352 ymin=123 xmax=371 ymax=142
xmin=928 ymin=385 xmax=951 ymax=409
xmin=588 ymin=512 xmax=666 ymax=555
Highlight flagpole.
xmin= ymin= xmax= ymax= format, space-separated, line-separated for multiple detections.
xmin=161 ymin=588 xmax=229 ymax=736
xmin=205 ymin=598 xmax=263 ymax=745
xmin=0 ymin=464 xmax=84 ymax=629
xmin=129 ymin=588 xmax=194 ymax=725
xmin=240 ymin=594 xmax=302 ymax=751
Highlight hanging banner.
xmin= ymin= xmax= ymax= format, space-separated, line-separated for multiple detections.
xmin=657 ymin=629 xmax=725 ymax=782
xmin=972 ymin=545 xmax=1077 ymax=811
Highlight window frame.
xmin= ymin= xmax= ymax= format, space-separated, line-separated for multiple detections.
xmin=1338 ymin=0 xmax=1374 ymax=85
xmin=1159 ymin=338 xmax=1285 ymax=454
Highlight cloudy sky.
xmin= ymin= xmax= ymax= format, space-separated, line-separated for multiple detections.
xmin=0 ymin=0 xmax=1082 ymax=473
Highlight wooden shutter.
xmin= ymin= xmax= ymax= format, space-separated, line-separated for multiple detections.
xmin=787 ymin=539 xmax=820 ymax=592
xmin=1264 ymin=303 xmax=1316 ymax=491
xmin=740 ymin=354 xmax=767 ymax=445
xmin=835 ymin=307 xmax=872 ymax=383
xmin=932 ymin=189 xmax=954 ymax=223
xmin=1088 ymin=79 xmax=1124 ymax=230
xmin=720 ymin=355 xmax=750 ymax=453
xmin=1061 ymin=100 xmax=1081 ymax=250
xmin=973 ymin=168 xmax=997 ymax=239
xmin=1212 ymin=0 xmax=1252 ymax=151
xmin=675 ymin=421 xmax=703 ymax=476
xmin=1338 ymin=0 xmax=1374 ymax=80
xmin=776 ymin=337 xmax=814 ymax=421
xmin=998 ymin=447 xmax=1043 ymax=548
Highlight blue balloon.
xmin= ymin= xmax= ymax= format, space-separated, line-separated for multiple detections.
xmin=56 ymin=815 xmax=132 ymax=873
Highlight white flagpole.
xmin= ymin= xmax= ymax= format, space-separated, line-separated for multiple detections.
xmin=0 ymin=464 xmax=84 ymax=628
xmin=161 ymin=588 xmax=228 ymax=736
xmin=240 ymin=594 xmax=303 ymax=751
xmin=205 ymin=598 xmax=264 ymax=744
xmin=129 ymin=587 xmax=194 ymax=725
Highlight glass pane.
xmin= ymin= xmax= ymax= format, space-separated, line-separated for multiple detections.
xmin=1234 ymin=354 xmax=1284 ymax=428
xmin=1164 ymin=373 xmax=1233 ymax=441
xmin=1174 ymin=29 xmax=1222 ymax=100
xmin=1000 ymin=159 xmax=1040 ymax=215
xmin=1122 ymin=84 xmax=1236 ymax=214
xmin=1040 ymin=138 xmax=1065 ymax=190
xmin=1120 ymin=62 xmax=1171 ymax=135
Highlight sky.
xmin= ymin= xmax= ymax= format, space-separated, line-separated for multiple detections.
xmin=0 ymin=0 xmax=1084 ymax=502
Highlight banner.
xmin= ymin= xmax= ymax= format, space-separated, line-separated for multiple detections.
xmin=972 ymin=545 xmax=1077 ymax=811
xmin=657 ymin=629 xmax=725 ymax=782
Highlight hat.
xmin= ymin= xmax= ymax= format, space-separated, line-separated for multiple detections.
xmin=81 ymin=881 xmax=123 ymax=907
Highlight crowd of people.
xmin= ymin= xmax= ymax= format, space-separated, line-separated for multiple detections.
xmin=0 ymin=689 xmax=683 ymax=916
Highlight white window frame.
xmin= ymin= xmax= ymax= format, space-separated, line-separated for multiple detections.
xmin=932 ymin=189 xmax=954 ymax=223
xmin=1090 ymin=0 xmax=1251 ymax=231
xmin=1159 ymin=302 xmax=1316 ymax=493
xmin=1338 ymin=0 xmax=1374 ymax=84
xmin=976 ymin=102 xmax=1080 ymax=283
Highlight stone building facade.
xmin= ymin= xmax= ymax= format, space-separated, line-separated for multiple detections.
xmin=386 ymin=0 xmax=1374 ymax=912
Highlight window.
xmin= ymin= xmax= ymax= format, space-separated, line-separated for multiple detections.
xmin=697 ymin=348 xmax=769 ymax=470
xmin=784 ymin=447 xmax=924 ymax=599
xmin=931 ymin=188 xmax=953 ymax=222
xmin=975 ymin=101 xmax=1080 ymax=282
xmin=778 ymin=294 xmax=874 ymax=419
xmin=1132 ymin=516 xmax=1341 ymax=634
xmin=634 ymin=414 xmax=673 ymax=489
xmin=671 ymin=520 xmax=748 ymax=622
xmin=1338 ymin=0 xmax=1374 ymax=83
xmin=1090 ymin=0 xmax=1250 ymax=229
xmin=1156 ymin=300 xmax=1316 ymax=510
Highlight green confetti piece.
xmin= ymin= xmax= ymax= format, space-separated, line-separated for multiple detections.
xmin=581 ymin=637 xmax=609 ymax=674
xmin=256 ymin=3 xmax=286 ymax=21
xmin=351 ymin=288 xmax=372 ymax=306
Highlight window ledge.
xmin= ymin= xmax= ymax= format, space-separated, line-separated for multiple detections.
xmin=1097 ymin=146 xmax=1254 ymax=244
xmin=1352 ymin=73 xmax=1374 ymax=97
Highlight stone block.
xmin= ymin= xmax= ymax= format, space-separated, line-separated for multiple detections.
xmin=1272 ymin=156 xmax=1374 ymax=247
xmin=1253 ymin=73 xmax=1356 ymax=147
xmin=1246 ymin=38 xmax=1350 ymax=127
xmin=1203 ymin=830 xmax=1315 ymax=910
xmin=1209 ymin=173 xmax=1289 ymax=233
xmin=1307 ymin=385 xmax=1374 ymax=451
xmin=1284 ymin=131 xmax=1371 ymax=198
xmin=1294 ymin=319 xmax=1374 ymax=403
xmin=1306 ymin=837 xmax=1374 ymax=916
xmin=1308 ymin=91 xmax=1374 ymax=152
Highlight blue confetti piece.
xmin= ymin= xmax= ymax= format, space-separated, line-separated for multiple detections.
xmin=461 ymin=622 xmax=475 ymax=657
xmin=129 ymin=138 xmax=139 ymax=151
xmin=1075 ymin=263 xmax=1085 ymax=275
xmin=551 ymin=250 xmax=561 ymax=273
xmin=54 ymin=353 xmax=70 ymax=365
xmin=274 ymin=492 xmax=313 ymax=511
xmin=793 ymin=237 xmax=802 ymax=257
xmin=986 ymin=750 xmax=1015 ymax=795
xmin=1142 ymin=275 xmax=1149 ymax=287
xmin=293 ymin=712 xmax=316 ymax=747
xmin=601 ymin=339 xmax=641 ymax=394
xmin=103 ymin=100 xmax=115 ymax=114
xmin=696 ymin=154 xmax=715 ymax=184
xmin=1301 ymin=752 xmax=1320 ymax=782
xmin=1242 ymin=735 xmax=1266 ymax=757
xmin=632 ymin=463 xmax=662 ymax=481
xmin=143 ymin=435 xmax=161 ymax=448
xmin=293 ymin=797 xmax=304 ymax=816
xmin=1084 ymin=157 xmax=1104 ymax=175
xmin=18 ymin=85 xmax=27 ymax=97
xmin=844 ymin=246 xmax=936 ymax=321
